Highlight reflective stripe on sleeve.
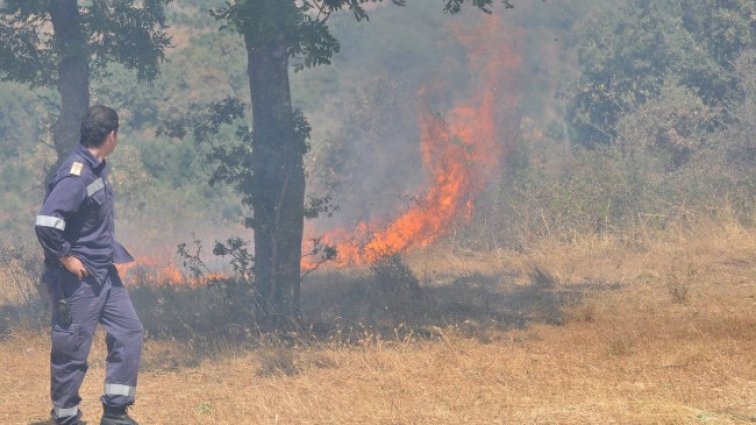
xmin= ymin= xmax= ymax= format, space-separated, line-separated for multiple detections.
xmin=35 ymin=215 xmax=66 ymax=231
xmin=86 ymin=178 xmax=105 ymax=196
xmin=105 ymin=383 xmax=136 ymax=397
xmin=53 ymin=404 xmax=79 ymax=418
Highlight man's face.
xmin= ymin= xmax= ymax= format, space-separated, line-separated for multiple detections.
xmin=103 ymin=130 xmax=118 ymax=157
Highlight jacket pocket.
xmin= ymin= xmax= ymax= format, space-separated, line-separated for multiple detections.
xmin=92 ymin=190 xmax=106 ymax=206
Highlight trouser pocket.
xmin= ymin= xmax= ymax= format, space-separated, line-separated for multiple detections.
xmin=51 ymin=323 xmax=84 ymax=360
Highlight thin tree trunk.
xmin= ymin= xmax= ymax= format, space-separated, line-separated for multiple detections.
xmin=48 ymin=0 xmax=89 ymax=164
xmin=245 ymin=32 xmax=305 ymax=323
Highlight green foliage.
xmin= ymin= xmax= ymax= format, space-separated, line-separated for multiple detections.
xmin=0 ymin=83 xmax=46 ymax=157
xmin=210 ymin=0 xmax=498 ymax=73
xmin=617 ymin=83 xmax=715 ymax=168
xmin=211 ymin=238 xmax=254 ymax=279
xmin=569 ymin=0 xmax=755 ymax=147
xmin=465 ymin=101 xmax=755 ymax=249
xmin=158 ymin=97 xmax=246 ymax=140
xmin=443 ymin=0 xmax=498 ymax=14
xmin=211 ymin=0 xmax=338 ymax=71
xmin=0 ymin=7 xmax=53 ymax=86
xmin=0 ymin=83 xmax=52 ymax=235
xmin=2 ymin=0 xmax=749 ymax=264
xmin=2 ymin=2 xmax=249 ymax=240
xmin=0 ymin=0 xmax=172 ymax=85
xmin=85 ymin=0 xmax=172 ymax=81
xmin=206 ymin=109 xmax=311 ymax=220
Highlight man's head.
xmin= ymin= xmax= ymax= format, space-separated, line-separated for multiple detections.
xmin=80 ymin=105 xmax=119 ymax=155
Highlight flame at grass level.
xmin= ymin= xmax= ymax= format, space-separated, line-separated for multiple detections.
xmin=314 ymin=16 xmax=518 ymax=266
xmin=116 ymin=256 xmax=225 ymax=287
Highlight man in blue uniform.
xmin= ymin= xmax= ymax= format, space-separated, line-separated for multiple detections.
xmin=35 ymin=105 xmax=143 ymax=425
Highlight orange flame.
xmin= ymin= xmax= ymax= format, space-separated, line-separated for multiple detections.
xmin=116 ymin=255 xmax=227 ymax=287
xmin=308 ymin=16 xmax=521 ymax=267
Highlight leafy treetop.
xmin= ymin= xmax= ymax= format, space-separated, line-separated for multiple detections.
xmin=0 ymin=0 xmax=171 ymax=87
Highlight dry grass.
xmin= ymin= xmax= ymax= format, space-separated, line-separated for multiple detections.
xmin=1 ymin=221 xmax=754 ymax=424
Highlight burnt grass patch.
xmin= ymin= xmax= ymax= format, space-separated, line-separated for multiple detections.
xmin=1 ymin=254 xmax=620 ymax=361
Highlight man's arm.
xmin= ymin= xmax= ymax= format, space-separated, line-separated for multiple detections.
xmin=35 ymin=176 xmax=88 ymax=279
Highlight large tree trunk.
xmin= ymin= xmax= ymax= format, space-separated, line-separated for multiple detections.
xmin=48 ymin=0 xmax=90 ymax=164
xmin=244 ymin=31 xmax=306 ymax=322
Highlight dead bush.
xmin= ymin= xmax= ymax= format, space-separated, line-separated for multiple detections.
xmin=0 ymin=244 xmax=47 ymax=331
xmin=370 ymin=254 xmax=422 ymax=295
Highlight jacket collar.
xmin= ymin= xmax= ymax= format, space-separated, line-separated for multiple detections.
xmin=74 ymin=144 xmax=107 ymax=173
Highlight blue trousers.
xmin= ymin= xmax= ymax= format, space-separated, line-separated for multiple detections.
xmin=44 ymin=264 xmax=143 ymax=425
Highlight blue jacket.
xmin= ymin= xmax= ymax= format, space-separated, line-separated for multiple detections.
xmin=35 ymin=144 xmax=133 ymax=284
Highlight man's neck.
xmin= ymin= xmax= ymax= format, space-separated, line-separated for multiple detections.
xmin=87 ymin=146 xmax=106 ymax=163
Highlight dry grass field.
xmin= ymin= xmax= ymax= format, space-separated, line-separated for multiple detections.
xmin=0 ymin=220 xmax=754 ymax=424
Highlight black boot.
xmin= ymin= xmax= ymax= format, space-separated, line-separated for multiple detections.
xmin=100 ymin=406 xmax=140 ymax=425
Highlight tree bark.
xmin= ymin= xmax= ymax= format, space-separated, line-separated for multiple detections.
xmin=48 ymin=0 xmax=90 ymax=163
xmin=244 ymin=31 xmax=306 ymax=322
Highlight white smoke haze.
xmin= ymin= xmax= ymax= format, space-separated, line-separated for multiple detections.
xmin=116 ymin=2 xmax=551 ymax=275
xmin=304 ymin=8 xmax=473 ymax=225
xmin=0 ymin=0 xmax=580 ymax=280
xmin=298 ymin=6 xmax=534 ymax=265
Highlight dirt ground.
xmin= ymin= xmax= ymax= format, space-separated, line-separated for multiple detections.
xmin=1 ymin=223 xmax=754 ymax=424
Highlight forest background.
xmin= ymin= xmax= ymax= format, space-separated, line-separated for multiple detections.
xmin=0 ymin=0 xmax=752 ymax=259
xmin=0 ymin=0 xmax=752 ymax=256
xmin=0 ymin=1 xmax=754 ymax=423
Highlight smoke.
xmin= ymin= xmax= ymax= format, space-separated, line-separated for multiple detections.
xmin=308 ymin=14 xmax=523 ymax=266
xmin=117 ymin=7 xmax=527 ymax=282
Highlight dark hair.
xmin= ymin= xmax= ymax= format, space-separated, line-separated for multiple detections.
xmin=80 ymin=105 xmax=119 ymax=147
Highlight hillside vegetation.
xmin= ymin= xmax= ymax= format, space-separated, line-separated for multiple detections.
xmin=0 ymin=0 xmax=754 ymax=423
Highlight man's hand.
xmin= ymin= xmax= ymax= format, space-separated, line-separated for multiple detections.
xmin=59 ymin=256 xmax=88 ymax=280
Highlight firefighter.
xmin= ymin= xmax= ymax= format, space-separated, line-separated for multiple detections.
xmin=35 ymin=105 xmax=143 ymax=425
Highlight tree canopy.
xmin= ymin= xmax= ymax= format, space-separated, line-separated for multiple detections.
xmin=0 ymin=0 xmax=171 ymax=86
xmin=569 ymin=0 xmax=755 ymax=147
